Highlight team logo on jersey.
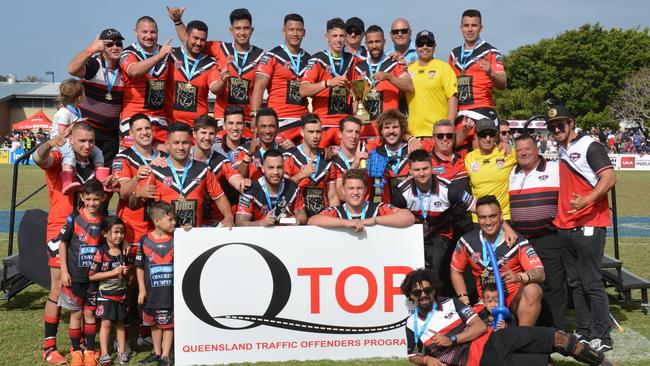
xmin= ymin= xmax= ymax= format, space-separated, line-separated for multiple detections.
xmin=79 ymin=233 xmax=87 ymax=242
xmin=283 ymin=61 xmax=291 ymax=69
xmin=434 ymin=201 xmax=442 ymax=208
xmin=95 ymin=304 xmax=105 ymax=317
xmin=433 ymin=166 xmax=447 ymax=175
xmin=444 ymin=312 xmax=455 ymax=319
xmin=471 ymin=252 xmax=481 ymax=262
xmin=174 ymin=60 xmax=183 ymax=68
xmin=471 ymin=162 xmax=479 ymax=172
xmin=496 ymin=158 xmax=505 ymax=168
xmin=227 ymin=55 xmax=235 ymax=63
xmin=163 ymin=176 xmax=173 ymax=186
xmin=538 ymin=175 xmax=549 ymax=181
xmin=570 ymin=152 xmax=581 ymax=162
xmin=428 ymin=70 xmax=436 ymax=78
xmin=325 ymin=65 xmax=332 ymax=74
xmin=360 ymin=71 xmax=367 ymax=79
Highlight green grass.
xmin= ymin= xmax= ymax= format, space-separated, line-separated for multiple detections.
xmin=1 ymin=166 xmax=649 ymax=365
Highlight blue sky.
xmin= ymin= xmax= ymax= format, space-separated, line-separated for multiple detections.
xmin=2 ymin=0 xmax=649 ymax=81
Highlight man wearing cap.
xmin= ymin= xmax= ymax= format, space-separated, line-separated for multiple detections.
xmin=464 ymin=118 xmax=516 ymax=223
xmin=405 ymin=30 xmax=458 ymax=138
xmin=450 ymin=9 xmax=507 ymax=156
xmin=67 ymin=29 xmax=125 ymax=163
xmin=344 ymin=17 xmax=369 ymax=59
xmin=546 ymin=103 xmax=616 ymax=352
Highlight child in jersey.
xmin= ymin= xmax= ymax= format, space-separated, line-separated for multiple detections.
xmin=57 ymin=179 xmax=105 ymax=366
xmin=136 ymin=201 xmax=176 ymax=366
xmin=53 ymin=79 xmax=104 ymax=194
xmin=476 ymin=280 xmax=516 ymax=329
xmin=88 ymin=216 xmax=131 ymax=365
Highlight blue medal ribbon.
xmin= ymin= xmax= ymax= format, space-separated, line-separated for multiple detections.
xmin=386 ymin=145 xmax=404 ymax=176
xmin=480 ymin=228 xmax=504 ymax=269
xmin=281 ymin=44 xmax=302 ymax=76
xmin=366 ymin=55 xmax=387 ymax=88
xmin=65 ymin=104 xmax=82 ymax=120
xmin=344 ymin=202 xmax=368 ymax=220
xmin=167 ymin=156 xmax=191 ymax=191
xmin=459 ymin=39 xmax=485 ymax=72
xmin=338 ymin=149 xmax=353 ymax=170
xmin=133 ymin=146 xmax=156 ymax=166
xmin=182 ymin=48 xmax=203 ymax=82
xmin=258 ymin=142 xmax=278 ymax=160
xmin=103 ymin=59 xmax=119 ymax=95
xmin=298 ymin=144 xmax=320 ymax=181
xmin=134 ymin=42 xmax=158 ymax=76
xmin=326 ymin=50 xmax=345 ymax=77
xmin=416 ymin=188 xmax=431 ymax=221
xmin=260 ymin=177 xmax=285 ymax=212
xmin=233 ymin=46 xmax=251 ymax=76
xmin=413 ymin=302 xmax=437 ymax=351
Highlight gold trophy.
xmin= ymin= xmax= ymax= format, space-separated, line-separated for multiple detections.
xmin=351 ymin=79 xmax=371 ymax=125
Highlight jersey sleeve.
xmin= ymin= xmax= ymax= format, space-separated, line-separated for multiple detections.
xmin=517 ymin=240 xmax=544 ymax=270
xmin=119 ymin=52 xmax=139 ymax=75
xmin=301 ymin=59 xmax=323 ymax=84
xmin=256 ymin=53 xmax=275 ymax=78
xmin=390 ymin=187 xmax=407 ymax=208
xmin=586 ymin=141 xmax=614 ymax=175
xmin=453 ymin=298 xmax=478 ymax=323
xmin=205 ymin=170 xmax=225 ymax=201
xmin=443 ymin=64 xmax=458 ymax=99
xmin=204 ymin=41 xmax=221 ymax=59
xmin=450 ymin=239 xmax=469 ymax=272
xmin=206 ymin=63 xmax=221 ymax=88
xmin=377 ymin=202 xmax=400 ymax=216
xmin=283 ymin=155 xmax=300 ymax=177
xmin=59 ymin=215 xmax=75 ymax=243
xmin=452 ymin=160 xmax=468 ymax=181
xmin=319 ymin=206 xmax=340 ymax=218
xmin=236 ymin=192 xmax=255 ymax=216
xmin=448 ymin=180 xmax=475 ymax=211
xmin=489 ymin=50 xmax=505 ymax=74
xmin=134 ymin=239 xmax=145 ymax=268
xmin=292 ymin=189 xmax=305 ymax=212
xmin=112 ymin=156 xmax=133 ymax=181
xmin=88 ymin=247 xmax=103 ymax=277
xmin=221 ymin=159 xmax=241 ymax=180
xmin=83 ymin=57 xmax=100 ymax=80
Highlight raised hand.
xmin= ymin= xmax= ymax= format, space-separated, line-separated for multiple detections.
xmin=166 ymin=5 xmax=185 ymax=23
xmin=89 ymin=35 xmax=106 ymax=54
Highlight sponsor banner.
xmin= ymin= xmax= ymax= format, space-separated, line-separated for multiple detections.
xmin=609 ymin=154 xmax=650 ymax=171
xmin=174 ymin=226 xmax=424 ymax=365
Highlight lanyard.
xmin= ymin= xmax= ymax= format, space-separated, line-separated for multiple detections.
xmin=65 ymin=104 xmax=82 ymax=120
xmin=416 ymin=188 xmax=431 ymax=220
xmin=281 ymin=44 xmax=302 ymax=75
xmin=344 ymin=202 xmax=368 ymax=220
xmin=386 ymin=145 xmax=404 ymax=176
xmin=233 ymin=46 xmax=251 ymax=76
xmin=182 ymin=48 xmax=203 ymax=82
xmin=260 ymin=177 xmax=285 ymax=212
xmin=338 ymin=149 xmax=353 ymax=170
xmin=480 ymin=228 xmax=504 ymax=269
xmin=298 ymin=144 xmax=320 ymax=180
xmin=459 ymin=39 xmax=485 ymax=71
xmin=134 ymin=42 xmax=158 ymax=76
xmin=258 ymin=142 xmax=278 ymax=159
xmin=366 ymin=55 xmax=387 ymax=86
xmin=102 ymin=59 xmax=119 ymax=94
xmin=190 ymin=147 xmax=213 ymax=167
xmin=413 ymin=303 xmax=437 ymax=348
xmin=167 ymin=156 xmax=191 ymax=190
xmin=133 ymin=146 xmax=156 ymax=166
xmin=326 ymin=50 xmax=345 ymax=77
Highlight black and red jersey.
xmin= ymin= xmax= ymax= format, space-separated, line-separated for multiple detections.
xmin=301 ymin=50 xmax=359 ymax=128
xmin=89 ymin=244 xmax=130 ymax=302
xmin=202 ymin=150 xmax=240 ymax=225
xmin=554 ymin=133 xmax=613 ymax=229
xmin=237 ymin=177 xmax=304 ymax=221
xmin=79 ymin=55 xmax=124 ymax=132
xmin=283 ymin=146 xmax=335 ymax=216
xmin=204 ymin=41 xmax=265 ymax=119
xmin=56 ymin=210 xmax=103 ymax=283
xmin=240 ymin=141 xmax=287 ymax=181
xmin=354 ymin=57 xmax=408 ymax=121
xmin=319 ymin=201 xmax=398 ymax=219
xmin=119 ymin=43 xmax=170 ymax=120
xmin=256 ymin=46 xmax=311 ymax=119
xmin=420 ymin=142 xmax=469 ymax=182
xmin=391 ymin=175 xmax=474 ymax=241
xmin=165 ymin=48 xmax=219 ymax=126
xmin=135 ymin=233 xmax=174 ymax=310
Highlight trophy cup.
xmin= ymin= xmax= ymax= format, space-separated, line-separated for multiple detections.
xmin=275 ymin=196 xmax=297 ymax=225
xmin=350 ymin=80 xmax=371 ymax=125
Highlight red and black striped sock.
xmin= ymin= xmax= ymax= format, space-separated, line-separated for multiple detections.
xmin=83 ymin=323 xmax=97 ymax=351
xmin=43 ymin=315 xmax=60 ymax=351
xmin=69 ymin=328 xmax=82 ymax=351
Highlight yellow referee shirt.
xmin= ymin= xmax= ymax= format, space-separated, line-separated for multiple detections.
xmin=465 ymin=147 xmax=516 ymax=222
xmin=406 ymin=59 xmax=457 ymax=137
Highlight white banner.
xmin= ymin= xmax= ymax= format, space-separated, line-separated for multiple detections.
xmin=609 ymin=154 xmax=650 ymax=171
xmin=174 ymin=226 xmax=424 ymax=365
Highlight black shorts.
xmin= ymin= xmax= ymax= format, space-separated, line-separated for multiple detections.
xmin=143 ymin=308 xmax=174 ymax=329
xmin=95 ymin=299 xmax=128 ymax=321
xmin=94 ymin=127 xmax=120 ymax=164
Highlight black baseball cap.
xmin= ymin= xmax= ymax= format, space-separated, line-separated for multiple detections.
xmin=415 ymin=30 xmax=435 ymax=44
xmin=345 ymin=17 xmax=365 ymax=33
xmin=545 ymin=103 xmax=572 ymax=123
xmin=475 ymin=118 xmax=498 ymax=133
xmin=100 ymin=28 xmax=124 ymax=41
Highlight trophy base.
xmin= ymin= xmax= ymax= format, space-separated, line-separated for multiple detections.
xmin=279 ymin=217 xmax=297 ymax=225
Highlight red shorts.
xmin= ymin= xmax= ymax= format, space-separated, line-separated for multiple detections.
xmin=143 ymin=308 xmax=174 ymax=329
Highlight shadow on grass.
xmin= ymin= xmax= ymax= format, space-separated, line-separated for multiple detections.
xmin=1 ymin=285 xmax=48 ymax=311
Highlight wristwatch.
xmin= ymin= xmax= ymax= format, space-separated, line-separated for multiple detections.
xmin=449 ymin=335 xmax=458 ymax=346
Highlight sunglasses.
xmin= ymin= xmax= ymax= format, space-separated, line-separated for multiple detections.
xmin=547 ymin=122 xmax=566 ymax=133
xmin=477 ymin=131 xmax=497 ymax=138
xmin=105 ymin=41 xmax=123 ymax=48
xmin=500 ymin=131 xmax=511 ymax=136
xmin=416 ymin=40 xmax=434 ymax=48
xmin=391 ymin=28 xmax=410 ymax=35
xmin=435 ymin=133 xmax=455 ymax=140
xmin=347 ymin=29 xmax=362 ymax=37
xmin=412 ymin=287 xmax=434 ymax=297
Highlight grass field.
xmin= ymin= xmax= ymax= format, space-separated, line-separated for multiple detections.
xmin=1 ymin=165 xmax=649 ymax=365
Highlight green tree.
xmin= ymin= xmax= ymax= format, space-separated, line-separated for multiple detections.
xmin=496 ymin=24 xmax=650 ymax=127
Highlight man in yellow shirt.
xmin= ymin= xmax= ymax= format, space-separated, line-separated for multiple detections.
xmin=465 ymin=118 xmax=516 ymax=222
xmin=406 ymin=30 xmax=458 ymax=137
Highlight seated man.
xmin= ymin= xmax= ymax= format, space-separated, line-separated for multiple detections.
xmin=450 ymin=195 xmax=544 ymax=326
xmin=308 ymin=169 xmax=414 ymax=231
xmin=401 ymin=268 xmax=617 ymax=366
xmin=236 ymin=149 xmax=307 ymax=226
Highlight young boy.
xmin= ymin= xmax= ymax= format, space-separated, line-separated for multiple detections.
xmin=57 ymin=179 xmax=105 ymax=366
xmin=476 ymin=280 xmax=516 ymax=329
xmin=136 ymin=202 xmax=176 ymax=366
